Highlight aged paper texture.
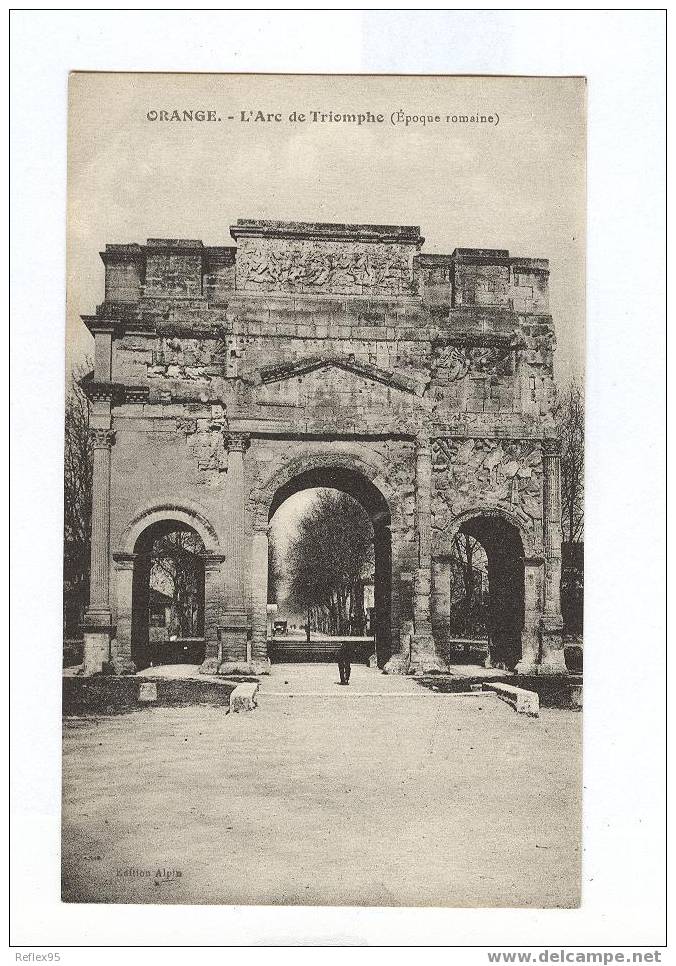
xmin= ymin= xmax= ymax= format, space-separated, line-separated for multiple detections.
xmin=63 ymin=73 xmax=585 ymax=907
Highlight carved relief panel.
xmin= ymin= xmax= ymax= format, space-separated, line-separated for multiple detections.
xmin=174 ymin=406 xmax=229 ymax=487
xmin=236 ymin=238 xmax=416 ymax=296
xmin=430 ymin=436 xmax=543 ymax=535
xmin=430 ymin=343 xmax=516 ymax=414
xmin=147 ymin=335 xmax=242 ymax=382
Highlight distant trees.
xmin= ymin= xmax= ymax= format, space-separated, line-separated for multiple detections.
xmin=63 ymin=362 xmax=93 ymax=637
xmin=149 ymin=529 xmax=205 ymax=637
xmin=286 ymin=489 xmax=374 ymax=638
xmin=555 ymin=380 xmax=585 ymax=636
xmin=556 ymin=381 xmax=585 ymax=544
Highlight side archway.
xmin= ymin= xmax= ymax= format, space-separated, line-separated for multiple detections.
xmin=118 ymin=501 xmax=221 ymax=557
xmin=433 ymin=505 xmax=533 ymax=670
xmin=113 ymin=502 xmax=220 ymax=671
xmin=434 ymin=504 xmax=536 ymax=560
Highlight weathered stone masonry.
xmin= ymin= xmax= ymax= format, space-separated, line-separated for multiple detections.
xmin=81 ymin=219 xmax=565 ymax=675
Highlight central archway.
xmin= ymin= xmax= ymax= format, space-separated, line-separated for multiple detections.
xmin=266 ymin=465 xmax=393 ymax=668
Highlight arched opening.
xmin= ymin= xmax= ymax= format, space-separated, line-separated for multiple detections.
xmin=267 ymin=467 xmax=393 ymax=667
xmin=452 ymin=514 xmax=526 ymax=670
xmin=130 ymin=520 xmax=207 ymax=670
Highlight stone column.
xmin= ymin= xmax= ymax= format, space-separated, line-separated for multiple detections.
xmin=216 ymin=432 xmax=251 ymax=672
xmin=83 ymin=428 xmax=116 ymax=674
xmin=373 ymin=524 xmax=393 ymax=668
xmin=540 ymin=438 xmax=567 ymax=673
xmin=250 ymin=518 xmax=270 ymax=667
xmin=111 ymin=553 xmax=135 ymax=672
xmin=199 ymin=554 xmax=226 ymax=673
xmin=410 ymin=434 xmax=443 ymax=672
xmin=431 ymin=558 xmax=452 ymax=662
xmin=515 ymin=557 xmax=543 ymax=675
xmin=223 ymin=432 xmax=249 ymax=608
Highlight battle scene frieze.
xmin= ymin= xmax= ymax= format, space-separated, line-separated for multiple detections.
xmin=236 ymin=237 xmax=418 ymax=296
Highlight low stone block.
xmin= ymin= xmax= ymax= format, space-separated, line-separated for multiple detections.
xmin=138 ymin=682 xmax=158 ymax=703
xmin=482 ymin=682 xmax=539 ymax=717
xmin=229 ymin=682 xmax=259 ymax=713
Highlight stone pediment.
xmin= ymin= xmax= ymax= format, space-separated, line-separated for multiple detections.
xmin=253 ymin=357 xmax=425 ymax=419
xmin=259 ymin=356 xmax=420 ymax=391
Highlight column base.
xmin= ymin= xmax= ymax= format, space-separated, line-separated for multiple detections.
xmin=110 ymin=657 xmax=137 ymax=676
xmin=537 ymin=658 xmax=569 ymax=675
xmin=383 ymin=652 xmax=410 ymax=675
xmin=82 ymin=613 xmax=112 ymax=675
xmin=514 ymin=659 xmax=540 ymax=675
xmin=409 ymin=659 xmax=445 ymax=675
xmin=82 ymin=632 xmax=110 ymax=675
xmin=216 ymin=660 xmax=268 ymax=677
xmin=218 ymin=614 xmax=250 ymax=665
xmin=251 ymin=642 xmax=270 ymax=666
xmin=539 ymin=615 xmax=567 ymax=675
xmin=199 ymin=658 xmax=220 ymax=675
xmin=409 ymin=631 xmax=445 ymax=675
xmin=537 ymin=661 xmax=568 ymax=678
xmin=109 ymin=635 xmax=136 ymax=675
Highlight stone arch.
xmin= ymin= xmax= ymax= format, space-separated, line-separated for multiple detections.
xmin=433 ymin=503 xmax=536 ymax=559
xmin=257 ymin=447 xmax=400 ymax=668
xmin=432 ymin=503 xmax=534 ymax=671
xmin=117 ymin=500 xmax=221 ymax=557
xmin=254 ymin=447 xmax=400 ymax=528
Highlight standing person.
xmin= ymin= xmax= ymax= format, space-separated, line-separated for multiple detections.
xmin=337 ymin=640 xmax=352 ymax=686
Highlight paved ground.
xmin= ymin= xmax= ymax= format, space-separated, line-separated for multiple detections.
xmin=134 ymin=661 xmax=507 ymax=686
xmin=62 ymin=664 xmax=581 ymax=907
xmin=260 ymin=662 xmax=443 ymax=695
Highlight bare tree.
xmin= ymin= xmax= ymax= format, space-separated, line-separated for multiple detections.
xmin=63 ymin=361 xmax=93 ymax=637
xmin=556 ymin=381 xmax=585 ymax=544
xmin=448 ymin=533 xmax=489 ymax=641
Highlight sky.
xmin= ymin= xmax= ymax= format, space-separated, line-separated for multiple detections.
xmin=67 ymin=73 xmax=585 ymax=384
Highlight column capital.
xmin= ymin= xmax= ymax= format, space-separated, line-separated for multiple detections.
xmin=90 ymin=428 xmax=116 ymax=449
xmin=112 ymin=551 xmax=136 ymax=569
xmin=415 ymin=431 xmax=432 ymax=453
xmin=542 ymin=437 xmax=562 ymax=457
xmin=224 ymin=431 xmax=250 ymax=454
xmin=204 ymin=552 xmax=227 ymax=571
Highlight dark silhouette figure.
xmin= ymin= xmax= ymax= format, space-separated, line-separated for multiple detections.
xmin=337 ymin=640 xmax=352 ymax=685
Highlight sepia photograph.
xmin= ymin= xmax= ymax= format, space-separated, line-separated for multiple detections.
xmin=60 ymin=72 xmax=586 ymax=908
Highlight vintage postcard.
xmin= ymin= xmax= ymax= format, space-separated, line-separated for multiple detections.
xmin=63 ymin=72 xmax=585 ymax=906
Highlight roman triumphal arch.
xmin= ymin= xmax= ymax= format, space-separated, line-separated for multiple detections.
xmin=81 ymin=219 xmax=566 ymax=676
